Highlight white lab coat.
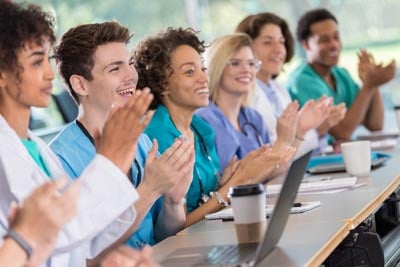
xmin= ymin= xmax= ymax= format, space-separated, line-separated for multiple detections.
xmin=250 ymin=79 xmax=319 ymax=157
xmin=0 ymin=115 xmax=138 ymax=266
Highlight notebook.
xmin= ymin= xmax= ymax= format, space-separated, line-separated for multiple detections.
xmin=160 ymin=150 xmax=313 ymax=267
xmin=205 ymin=201 xmax=322 ymax=220
xmin=266 ymin=177 xmax=357 ymax=196
xmin=307 ymin=152 xmax=390 ymax=174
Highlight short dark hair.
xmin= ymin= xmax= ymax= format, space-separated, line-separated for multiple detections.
xmin=55 ymin=21 xmax=132 ymax=104
xmin=134 ymin=27 xmax=206 ymax=109
xmin=236 ymin=12 xmax=294 ymax=63
xmin=0 ymin=1 xmax=55 ymax=80
xmin=296 ymin=8 xmax=338 ymax=42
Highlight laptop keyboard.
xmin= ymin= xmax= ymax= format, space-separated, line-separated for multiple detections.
xmin=206 ymin=243 xmax=257 ymax=265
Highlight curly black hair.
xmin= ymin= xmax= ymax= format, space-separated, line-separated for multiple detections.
xmin=296 ymin=8 xmax=337 ymax=42
xmin=55 ymin=21 xmax=131 ymax=104
xmin=0 ymin=1 xmax=55 ymax=80
xmin=133 ymin=27 xmax=206 ymax=109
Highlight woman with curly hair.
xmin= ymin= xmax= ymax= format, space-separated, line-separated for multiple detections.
xmin=134 ymin=27 xmax=293 ymax=227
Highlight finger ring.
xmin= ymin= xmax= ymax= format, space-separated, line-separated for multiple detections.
xmin=275 ymin=163 xmax=280 ymax=169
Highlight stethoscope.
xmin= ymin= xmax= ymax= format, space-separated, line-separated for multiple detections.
xmin=76 ymin=120 xmax=141 ymax=186
xmin=191 ymin=124 xmax=222 ymax=206
xmin=240 ymin=108 xmax=265 ymax=147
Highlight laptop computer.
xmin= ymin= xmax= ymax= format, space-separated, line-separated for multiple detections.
xmin=161 ymin=150 xmax=313 ymax=267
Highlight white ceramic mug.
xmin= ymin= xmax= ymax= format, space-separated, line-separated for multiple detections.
xmin=341 ymin=141 xmax=371 ymax=176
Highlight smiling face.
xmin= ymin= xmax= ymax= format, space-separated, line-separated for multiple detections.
xmin=162 ymin=45 xmax=209 ymax=112
xmin=0 ymin=38 xmax=54 ymax=111
xmin=80 ymin=41 xmax=138 ymax=114
xmin=303 ymin=19 xmax=341 ymax=69
xmin=219 ymin=45 xmax=258 ymax=98
xmin=252 ymin=23 xmax=286 ymax=82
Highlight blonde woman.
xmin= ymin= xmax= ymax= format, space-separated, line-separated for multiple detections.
xmin=197 ymin=33 xmax=301 ymax=171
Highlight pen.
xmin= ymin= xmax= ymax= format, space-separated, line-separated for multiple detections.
xmin=302 ymin=176 xmax=332 ymax=183
xmin=293 ymin=202 xmax=302 ymax=207
xmin=221 ymin=215 xmax=271 ymax=222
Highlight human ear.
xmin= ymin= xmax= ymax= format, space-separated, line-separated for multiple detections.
xmin=69 ymin=74 xmax=88 ymax=97
xmin=301 ymin=40 xmax=310 ymax=50
xmin=160 ymin=82 xmax=169 ymax=96
xmin=0 ymin=72 xmax=6 ymax=89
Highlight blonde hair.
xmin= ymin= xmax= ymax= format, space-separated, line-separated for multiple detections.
xmin=206 ymin=33 xmax=256 ymax=106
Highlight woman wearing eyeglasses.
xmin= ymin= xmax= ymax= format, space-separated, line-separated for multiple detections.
xmin=196 ymin=33 xmax=298 ymax=172
xmin=235 ymin=13 xmax=341 ymax=154
xmin=134 ymin=28 xmax=291 ymax=227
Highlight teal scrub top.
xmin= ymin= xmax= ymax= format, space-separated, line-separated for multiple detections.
xmin=286 ymin=62 xmax=360 ymax=108
xmin=145 ymin=105 xmax=220 ymax=213
xmin=21 ymin=138 xmax=51 ymax=177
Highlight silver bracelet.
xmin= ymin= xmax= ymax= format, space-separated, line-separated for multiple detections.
xmin=5 ymin=229 xmax=33 ymax=259
xmin=180 ymin=197 xmax=187 ymax=205
xmin=210 ymin=191 xmax=229 ymax=208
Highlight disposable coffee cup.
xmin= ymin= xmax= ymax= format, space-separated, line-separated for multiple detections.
xmin=341 ymin=140 xmax=371 ymax=176
xmin=228 ymin=183 xmax=266 ymax=243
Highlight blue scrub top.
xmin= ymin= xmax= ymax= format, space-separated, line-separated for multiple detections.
xmin=196 ymin=102 xmax=270 ymax=171
xmin=50 ymin=121 xmax=162 ymax=249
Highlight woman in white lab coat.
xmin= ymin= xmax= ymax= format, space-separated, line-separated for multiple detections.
xmin=235 ymin=12 xmax=339 ymax=155
xmin=0 ymin=2 xmax=154 ymax=266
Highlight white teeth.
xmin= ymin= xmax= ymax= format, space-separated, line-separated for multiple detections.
xmin=117 ymin=88 xmax=134 ymax=95
xmin=195 ymin=88 xmax=209 ymax=95
xmin=236 ymin=77 xmax=251 ymax=83
xmin=269 ymin=57 xmax=283 ymax=63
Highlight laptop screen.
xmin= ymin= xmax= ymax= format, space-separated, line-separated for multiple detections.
xmin=254 ymin=150 xmax=312 ymax=265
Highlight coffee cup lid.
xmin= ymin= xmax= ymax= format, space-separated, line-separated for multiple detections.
xmin=228 ymin=183 xmax=265 ymax=197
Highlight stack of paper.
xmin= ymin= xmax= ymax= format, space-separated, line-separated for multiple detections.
xmin=266 ymin=177 xmax=357 ymax=196
xmin=205 ymin=201 xmax=322 ymax=220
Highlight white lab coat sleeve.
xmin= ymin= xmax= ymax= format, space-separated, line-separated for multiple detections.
xmin=296 ymin=129 xmax=319 ymax=158
xmin=52 ymin=154 xmax=138 ymax=258
xmin=249 ymin=83 xmax=278 ymax=143
xmin=0 ymin=220 xmax=6 ymax=246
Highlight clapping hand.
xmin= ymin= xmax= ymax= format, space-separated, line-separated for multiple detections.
xmin=276 ymin=101 xmax=299 ymax=147
xmin=96 ymin=88 xmax=154 ymax=174
xmin=10 ymin=178 xmax=80 ymax=267
xmin=144 ymin=137 xmax=194 ymax=205
xmin=297 ymin=96 xmax=331 ymax=138
xmin=358 ymin=49 xmax=396 ymax=89
xmin=317 ymin=103 xmax=347 ymax=136
xmin=228 ymin=144 xmax=295 ymax=185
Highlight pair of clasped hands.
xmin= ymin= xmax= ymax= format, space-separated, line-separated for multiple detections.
xmin=100 ymin=88 xmax=194 ymax=207
xmin=219 ymin=95 xmax=334 ymax=188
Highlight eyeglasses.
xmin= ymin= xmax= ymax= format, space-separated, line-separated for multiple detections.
xmin=226 ymin=59 xmax=262 ymax=71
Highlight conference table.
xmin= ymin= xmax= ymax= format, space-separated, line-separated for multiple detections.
xmin=153 ymin=145 xmax=400 ymax=266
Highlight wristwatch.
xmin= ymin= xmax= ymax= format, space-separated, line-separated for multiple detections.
xmin=210 ymin=191 xmax=229 ymax=208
